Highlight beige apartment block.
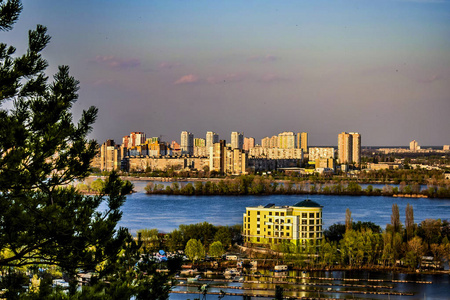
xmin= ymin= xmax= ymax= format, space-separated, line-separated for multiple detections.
xmin=308 ymin=147 xmax=335 ymax=161
xmin=100 ymin=140 xmax=121 ymax=172
xmin=249 ymin=147 xmax=303 ymax=160
xmin=128 ymin=156 xmax=209 ymax=173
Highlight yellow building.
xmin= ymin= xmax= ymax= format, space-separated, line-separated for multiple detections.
xmin=243 ymin=199 xmax=323 ymax=247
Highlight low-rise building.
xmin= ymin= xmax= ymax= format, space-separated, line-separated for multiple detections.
xmin=243 ymin=200 xmax=323 ymax=247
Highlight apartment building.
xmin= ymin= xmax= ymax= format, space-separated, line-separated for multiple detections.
xmin=243 ymin=199 xmax=323 ymax=247
xmin=181 ymin=131 xmax=194 ymax=156
xmin=231 ymin=132 xmax=244 ymax=150
xmin=338 ymin=132 xmax=361 ymax=166
xmin=100 ymin=140 xmax=121 ymax=171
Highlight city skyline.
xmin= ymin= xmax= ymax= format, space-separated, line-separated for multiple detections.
xmin=4 ymin=0 xmax=450 ymax=146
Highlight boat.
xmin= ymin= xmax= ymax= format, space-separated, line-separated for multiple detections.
xmin=274 ymin=265 xmax=288 ymax=272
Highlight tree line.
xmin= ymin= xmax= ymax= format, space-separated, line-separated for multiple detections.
xmin=275 ymin=204 xmax=450 ymax=271
xmin=144 ymin=175 xmax=450 ymax=198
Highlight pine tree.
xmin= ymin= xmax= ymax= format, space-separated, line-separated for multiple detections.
xmin=0 ymin=0 xmax=139 ymax=296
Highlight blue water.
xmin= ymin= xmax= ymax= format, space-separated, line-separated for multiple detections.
xmin=101 ymin=180 xmax=450 ymax=234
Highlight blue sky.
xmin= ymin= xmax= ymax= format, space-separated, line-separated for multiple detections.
xmin=3 ymin=0 xmax=450 ymax=146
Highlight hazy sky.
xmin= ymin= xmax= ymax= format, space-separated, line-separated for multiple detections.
xmin=3 ymin=0 xmax=450 ymax=146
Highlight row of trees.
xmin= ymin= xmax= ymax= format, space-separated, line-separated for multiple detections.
xmin=275 ymin=205 xmax=450 ymax=270
xmin=144 ymin=175 xmax=450 ymax=198
xmin=136 ymin=222 xmax=242 ymax=255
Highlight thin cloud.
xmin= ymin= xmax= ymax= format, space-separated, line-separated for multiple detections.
xmin=92 ymin=55 xmax=141 ymax=69
xmin=247 ymin=55 xmax=278 ymax=63
xmin=174 ymin=74 xmax=199 ymax=85
xmin=158 ymin=62 xmax=182 ymax=70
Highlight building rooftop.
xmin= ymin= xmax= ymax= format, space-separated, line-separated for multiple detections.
xmin=292 ymin=199 xmax=322 ymax=208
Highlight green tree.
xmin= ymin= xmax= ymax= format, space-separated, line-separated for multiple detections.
xmin=90 ymin=178 xmax=105 ymax=192
xmin=214 ymin=226 xmax=232 ymax=249
xmin=137 ymin=228 xmax=161 ymax=253
xmin=209 ymin=241 xmax=225 ymax=258
xmin=391 ymin=203 xmax=401 ymax=233
xmin=185 ymin=239 xmax=205 ymax=262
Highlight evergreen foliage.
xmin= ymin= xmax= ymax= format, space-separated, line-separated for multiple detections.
xmin=0 ymin=2 xmax=178 ymax=298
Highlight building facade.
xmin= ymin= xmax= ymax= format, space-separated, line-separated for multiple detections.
xmin=180 ymin=131 xmax=194 ymax=156
xmin=278 ymin=132 xmax=296 ymax=149
xmin=243 ymin=137 xmax=255 ymax=151
xmin=338 ymin=132 xmax=361 ymax=166
xmin=100 ymin=140 xmax=121 ymax=171
xmin=243 ymin=200 xmax=323 ymax=247
xmin=206 ymin=131 xmax=219 ymax=151
xmin=231 ymin=132 xmax=244 ymax=149
xmin=297 ymin=132 xmax=308 ymax=152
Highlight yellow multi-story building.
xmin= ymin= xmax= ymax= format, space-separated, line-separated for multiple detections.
xmin=243 ymin=199 xmax=323 ymax=247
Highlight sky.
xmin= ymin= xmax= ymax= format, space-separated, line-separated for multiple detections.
xmin=2 ymin=0 xmax=450 ymax=146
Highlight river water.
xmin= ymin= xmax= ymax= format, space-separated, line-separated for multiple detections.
xmin=108 ymin=180 xmax=450 ymax=234
xmin=100 ymin=180 xmax=450 ymax=299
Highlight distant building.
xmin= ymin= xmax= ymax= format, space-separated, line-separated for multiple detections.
xmin=309 ymin=147 xmax=335 ymax=161
xmin=231 ymin=132 xmax=244 ymax=149
xmin=181 ymin=131 xmax=194 ymax=155
xmin=444 ymin=145 xmax=450 ymax=151
xmin=243 ymin=137 xmax=255 ymax=151
xmin=100 ymin=140 xmax=121 ymax=171
xmin=269 ymin=135 xmax=278 ymax=148
xmin=206 ymin=131 xmax=219 ymax=152
xmin=278 ymin=132 xmax=296 ymax=149
xmin=210 ymin=140 xmax=247 ymax=175
xmin=410 ymin=140 xmax=419 ymax=151
xmin=297 ymin=132 xmax=308 ymax=152
xmin=194 ymin=138 xmax=206 ymax=147
xmin=338 ymin=132 xmax=361 ymax=166
xmin=243 ymin=200 xmax=323 ymax=247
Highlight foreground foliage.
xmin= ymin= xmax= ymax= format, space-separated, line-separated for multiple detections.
xmin=0 ymin=1 xmax=179 ymax=298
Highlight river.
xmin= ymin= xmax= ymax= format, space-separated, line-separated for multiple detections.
xmin=105 ymin=180 xmax=450 ymax=235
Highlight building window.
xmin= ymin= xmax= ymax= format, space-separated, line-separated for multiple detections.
xmin=309 ymin=226 xmax=314 ymax=231
xmin=257 ymin=218 xmax=260 ymax=222
xmin=257 ymin=237 xmax=260 ymax=242
xmin=248 ymin=211 xmax=250 ymax=216
xmin=302 ymin=213 xmax=307 ymax=218
xmin=309 ymin=233 xmax=314 ymax=238
xmin=275 ymin=212 xmax=279 ymax=216
xmin=268 ymin=225 xmax=271 ymax=229
xmin=316 ymin=212 xmax=320 ymax=218
xmin=268 ymin=232 xmax=271 ymax=235
xmin=287 ymin=219 xmax=291 ymax=223
xmin=302 ymin=219 xmax=307 ymax=225
xmin=257 ymin=231 xmax=260 ymax=235
xmin=309 ymin=219 xmax=314 ymax=225
xmin=269 ymin=212 xmax=272 ymax=216
xmin=287 ymin=232 xmax=290 ymax=237
xmin=281 ymin=212 xmax=284 ymax=216
xmin=269 ymin=218 xmax=272 ymax=222
xmin=309 ymin=213 xmax=314 ymax=218
xmin=257 ymin=211 xmax=260 ymax=215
